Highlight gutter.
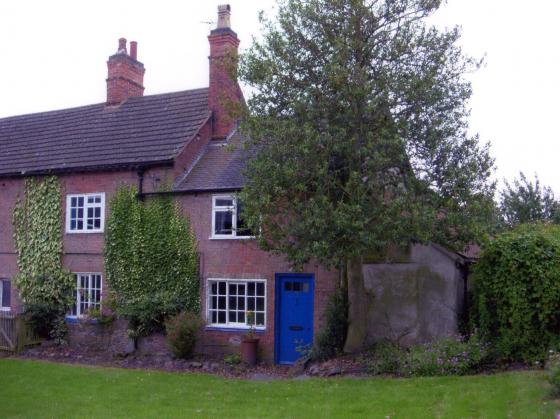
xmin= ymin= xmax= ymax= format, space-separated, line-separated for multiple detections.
xmin=138 ymin=187 xmax=242 ymax=199
xmin=0 ymin=159 xmax=174 ymax=179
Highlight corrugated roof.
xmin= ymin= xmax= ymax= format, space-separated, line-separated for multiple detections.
xmin=175 ymin=130 xmax=248 ymax=192
xmin=0 ymin=89 xmax=210 ymax=176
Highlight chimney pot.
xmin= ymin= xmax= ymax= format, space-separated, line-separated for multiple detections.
xmin=217 ymin=4 xmax=231 ymax=29
xmin=118 ymin=37 xmax=127 ymax=54
xmin=130 ymin=41 xmax=138 ymax=60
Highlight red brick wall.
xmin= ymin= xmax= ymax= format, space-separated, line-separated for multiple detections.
xmin=0 ymin=167 xmax=338 ymax=363
xmin=177 ymin=193 xmax=338 ymax=363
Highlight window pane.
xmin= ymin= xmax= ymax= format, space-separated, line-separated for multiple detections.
xmin=256 ymin=313 xmax=265 ymax=326
xmin=257 ymin=283 xmax=265 ymax=296
xmin=218 ymin=311 xmax=226 ymax=323
xmin=87 ymin=196 xmax=95 ymax=204
xmin=229 ymin=296 xmax=237 ymax=310
xmin=236 ymin=201 xmax=253 ymax=237
xmin=218 ymin=296 xmax=226 ymax=310
xmin=211 ymin=282 xmax=217 ymax=294
xmin=218 ymin=282 xmax=226 ymax=295
xmin=1 ymin=280 xmax=10 ymax=308
xmin=215 ymin=198 xmax=233 ymax=207
xmin=211 ymin=311 xmax=217 ymax=323
xmin=214 ymin=211 xmax=233 ymax=235
xmin=257 ymin=297 xmax=264 ymax=311
xmin=247 ymin=298 xmax=255 ymax=311
xmin=248 ymin=282 xmax=255 ymax=296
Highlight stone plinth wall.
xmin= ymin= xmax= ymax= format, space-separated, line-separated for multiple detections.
xmin=363 ymin=244 xmax=466 ymax=347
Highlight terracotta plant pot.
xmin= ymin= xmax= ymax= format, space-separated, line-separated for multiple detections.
xmin=240 ymin=338 xmax=259 ymax=366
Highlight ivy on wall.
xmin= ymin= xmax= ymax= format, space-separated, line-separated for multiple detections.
xmin=104 ymin=186 xmax=199 ymax=336
xmin=12 ymin=176 xmax=75 ymax=341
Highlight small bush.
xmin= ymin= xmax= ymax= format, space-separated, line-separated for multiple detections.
xmin=366 ymin=341 xmax=406 ymax=375
xmin=224 ymin=353 xmax=243 ymax=366
xmin=472 ymin=224 xmax=560 ymax=362
xmin=165 ymin=311 xmax=203 ymax=359
xmin=24 ymin=302 xmax=68 ymax=344
xmin=547 ymin=350 xmax=560 ymax=397
xmin=310 ymin=287 xmax=348 ymax=361
xmin=406 ymin=334 xmax=488 ymax=376
xmin=366 ymin=334 xmax=488 ymax=377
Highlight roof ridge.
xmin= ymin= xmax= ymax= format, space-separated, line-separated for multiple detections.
xmin=0 ymin=87 xmax=209 ymax=122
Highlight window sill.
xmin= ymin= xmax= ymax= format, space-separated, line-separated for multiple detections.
xmin=209 ymin=236 xmax=255 ymax=240
xmin=66 ymin=230 xmax=104 ymax=235
xmin=0 ymin=307 xmax=11 ymax=312
xmin=205 ymin=326 xmax=266 ymax=333
xmin=65 ymin=316 xmax=98 ymax=324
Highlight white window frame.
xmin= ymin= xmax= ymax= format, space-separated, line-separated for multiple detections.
xmin=0 ymin=279 xmax=10 ymax=312
xmin=211 ymin=194 xmax=253 ymax=239
xmin=65 ymin=193 xmax=105 ymax=234
xmin=206 ymin=278 xmax=266 ymax=330
xmin=68 ymin=273 xmax=103 ymax=319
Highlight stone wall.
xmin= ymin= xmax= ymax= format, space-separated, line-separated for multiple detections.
xmin=362 ymin=244 xmax=466 ymax=347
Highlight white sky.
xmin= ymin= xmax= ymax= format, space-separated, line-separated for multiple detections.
xmin=0 ymin=0 xmax=558 ymax=194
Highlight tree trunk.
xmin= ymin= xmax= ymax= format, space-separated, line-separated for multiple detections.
xmin=343 ymin=256 xmax=369 ymax=353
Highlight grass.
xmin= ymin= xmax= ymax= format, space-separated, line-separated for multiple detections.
xmin=0 ymin=359 xmax=557 ymax=418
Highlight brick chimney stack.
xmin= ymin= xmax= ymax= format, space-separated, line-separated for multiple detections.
xmin=208 ymin=4 xmax=242 ymax=140
xmin=106 ymin=38 xmax=145 ymax=105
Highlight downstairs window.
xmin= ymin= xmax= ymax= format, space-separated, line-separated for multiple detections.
xmin=69 ymin=273 xmax=102 ymax=317
xmin=0 ymin=279 xmax=10 ymax=311
xmin=207 ymin=279 xmax=266 ymax=328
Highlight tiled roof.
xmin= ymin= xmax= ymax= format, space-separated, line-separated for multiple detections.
xmin=175 ymin=130 xmax=248 ymax=192
xmin=0 ymin=89 xmax=210 ymax=176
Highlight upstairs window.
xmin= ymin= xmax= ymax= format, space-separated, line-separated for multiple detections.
xmin=212 ymin=195 xmax=252 ymax=238
xmin=0 ymin=279 xmax=11 ymax=311
xmin=66 ymin=193 xmax=105 ymax=233
xmin=69 ymin=273 xmax=102 ymax=318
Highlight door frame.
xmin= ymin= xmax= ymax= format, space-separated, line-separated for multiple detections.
xmin=274 ymin=273 xmax=315 ymax=365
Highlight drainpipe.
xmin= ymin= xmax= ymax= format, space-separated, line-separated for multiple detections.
xmin=137 ymin=170 xmax=145 ymax=201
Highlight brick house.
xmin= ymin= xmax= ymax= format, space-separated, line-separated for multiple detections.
xmin=0 ymin=5 xmax=337 ymax=364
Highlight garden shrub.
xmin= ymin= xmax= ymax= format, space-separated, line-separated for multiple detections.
xmin=366 ymin=335 xmax=488 ymax=377
xmin=472 ymin=224 xmax=560 ymax=362
xmin=105 ymin=186 xmax=199 ymax=336
xmin=366 ymin=341 xmax=406 ymax=375
xmin=547 ymin=350 xmax=560 ymax=397
xmin=309 ymin=287 xmax=348 ymax=361
xmin=165 ymin=311 xmax=203 ymax=359
xmin=406 ymin=334 xmax=488 ymax=376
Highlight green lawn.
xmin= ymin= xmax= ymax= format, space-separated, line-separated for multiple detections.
xmin=0 ymin=359 xmax=557 ymax=418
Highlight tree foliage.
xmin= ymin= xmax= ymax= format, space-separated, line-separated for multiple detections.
xmin=104 ymin=186 xmax=200 ymax=336
xmin=499 ymin=172 xmax=560 ymax=228
xmin=13 ymin=177 xmax=75 ymax=342
xmin=472 ymin=224 xmax=560 ymax=362
xmin=238 ymin=0 xmax=495 ymax=350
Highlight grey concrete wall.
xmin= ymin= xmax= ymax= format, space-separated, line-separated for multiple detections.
xmin=362 ymin=244 xmax=465 ymax=347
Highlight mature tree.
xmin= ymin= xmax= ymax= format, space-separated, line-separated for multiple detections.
xmin=238 ymin=0 xmax=495 ymax=352
xmin=500 ymin=172 xmax=560 ymax=227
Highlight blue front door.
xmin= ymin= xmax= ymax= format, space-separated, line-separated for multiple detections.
xmin=275 ymin=274 xmax=314 ymax=364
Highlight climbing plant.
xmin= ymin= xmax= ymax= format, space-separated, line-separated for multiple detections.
xmin=13 ymin=176 xmax=75 ymax=342
xmin=104 ymin=186 xmax=199 ymax=336
xmin=472 ymin=224 xmax=560 ymax=362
